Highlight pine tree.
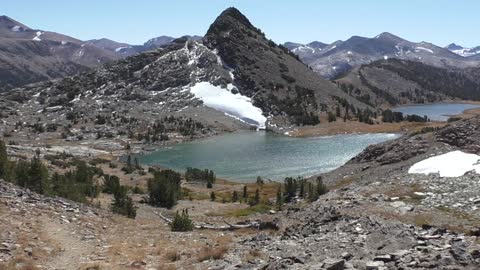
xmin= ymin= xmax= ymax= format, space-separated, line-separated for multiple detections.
xmin=0 ymin=140 xmax=11 ymax=181
xmin=299 ymin=179 xmax=305 ymax=198
xmin=15 ymin=159 xmax=30 ymax=187
xmin=254 ymin=188 xmax=260 ymax=205
xmin=148 ymin=169 xmax=182 ymax=208
xmin=316 ymin=176 xmax=328 ymax=196
xmin=242 ymin=186 xmax=248 ymax=199
xmin=28 ymin=154 xmax=50 ymax=195
xmin=170 ymin=209 xmax=193 ymax=232
xmin=256 ymin=176 xmax=264 ymax=185
xmin=210 ymin=191 xmax=216 ymax=202
xmin=232 ymin=190 xmax=239 ymax=202
xmin=276 ymin=185 xmax=283 ymax=211
xmin=111 ymin=185 xmax=136 ymax=219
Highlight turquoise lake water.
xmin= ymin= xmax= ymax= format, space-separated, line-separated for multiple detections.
xmin=138 ymin=103 xmax=478 ymax=182
xmin=137 ymin=132 xmax=399 ymax=182
xmin=392 ymin=103 xmax=480 ymax=121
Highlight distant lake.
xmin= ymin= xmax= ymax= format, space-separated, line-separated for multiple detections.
xmin=392 ymin=103 xmax=480 ymax=121
xmin=137 ymin=132 xmax=399 ymax=182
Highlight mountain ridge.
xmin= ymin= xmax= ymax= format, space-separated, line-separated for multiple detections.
xmin=285 ymin=32 xmax=480 ymax=79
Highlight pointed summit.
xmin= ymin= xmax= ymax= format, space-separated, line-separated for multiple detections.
xmin=446 ymin=43 xmax=464 ymax=51
xmin=204 ymin=7 xmax=261 ymax=41
xmin=375 ymin=32 xmax=405 ymax=43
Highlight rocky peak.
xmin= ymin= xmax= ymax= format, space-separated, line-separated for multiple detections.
xmin=307 ymin=41 xmax=328 ymax=49
xmin=375 ymin=32 xmax=405 ymax=43
xmin=446 ymin=43 xmax=464 ymax=51
xmin=206 ymin=7 xmax=258 ymax=35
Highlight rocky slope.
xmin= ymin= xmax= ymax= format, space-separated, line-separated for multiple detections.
xmin=287 ymin=32 xmax=480 ymax=79
xmin=0 ymin=7 xmax=373 ymax=146
xmin=446 ymin=43 xmax=480 ymax=58
xmin=202 ymin=8 xmax=368 ymax=125
xmin=0 ymin=15 xmax=122 ymax=92
xmin=103 ymin=35 xmax=203 ymax=57
xmin=335 ymin=58 xmax=480 ymax=107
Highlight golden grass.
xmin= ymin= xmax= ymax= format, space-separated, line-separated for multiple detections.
xmin=328 ymin=176 xmax=356 ymax=191
xmin=197 ymin=245 xmax=229 ymax=262
xmin=165 ymin=249 xmax=181 ymax=262
xmin=291 ymin=119 xmax=446 ymax=138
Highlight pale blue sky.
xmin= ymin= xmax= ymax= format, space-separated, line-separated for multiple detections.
xmin=2 ymin=0 xmax=478 ymax=47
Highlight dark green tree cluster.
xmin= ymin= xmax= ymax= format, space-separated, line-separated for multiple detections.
xmin=99 ymin=174 xmax=136 ymax=218
xmin=170 ymin=209 xmax=194 ymax=232
xmin=369 ymin=59 xmax=480 ymax=101
xmin=307 ymin=177 xmax=328 ymax=202
xmin=381 ymin=109 xmax=404 ymax=123
xmin=405 ymin=114 xmax=429 ymax=122
xmin=0 ymin=142 xmax=103 ymax=204
xmin=111 ymin=185 xmax=136 ymax=219
xmin=283 ymin=176 xmax=328 ymax=203
xmin=266 ymin=86 xmax=320 ymax=126
xmin=185 ymin=167 xmax=215 ymax=187
xmin=102 ymin=174 xmax=120 ymax=194
xmin=147 ymin=169 xmax=182 ymax=208
xmin=0 ymin=140 xmax=15 ymax=182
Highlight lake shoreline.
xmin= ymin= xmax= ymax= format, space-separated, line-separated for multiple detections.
xmin=288 ymin=102 xmax=480 ymax=138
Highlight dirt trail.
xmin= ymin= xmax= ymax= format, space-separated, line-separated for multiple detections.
xmin=40 ymin=217 xmax=97 ymax=270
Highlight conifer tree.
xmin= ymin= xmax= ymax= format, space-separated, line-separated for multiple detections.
xmin=210 ymin=191 xmax=216 ymax=201
xmin=0 ymin=140 xmax=11 ymax=181
xmin=28 ymin=154 xmax=50 ymax=195
xmin=276 ymin=185 xmax=283 ymax=211
xmin=232 ymin=190 xmax=239 ymax=202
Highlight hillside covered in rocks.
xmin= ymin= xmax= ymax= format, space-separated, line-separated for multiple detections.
xmin=0 ymin=7 xmax=373 ymax=147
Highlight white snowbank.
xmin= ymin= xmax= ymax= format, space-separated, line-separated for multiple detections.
xmin=32 ymin=31 xmax=42 ymax=41
xmin=115 ymin=46 xmax=128 ymax=52
xmin=415 ymin=47 xmax=434 ymax=54
xmin=408 ymin=150 xmax=480 ymax=177
xmin=190 ymin=82 xmax=266 ymax=128
xmin=11 ymin=25 xmax=21 ymax=32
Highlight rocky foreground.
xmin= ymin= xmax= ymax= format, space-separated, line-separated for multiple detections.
xmin=230 ymin=191 xmax=480 ymax=269
xmin=2 ymin=117 xmax=480 ymax=270
xmin=1 ymin=177 xmax=479 ymax=270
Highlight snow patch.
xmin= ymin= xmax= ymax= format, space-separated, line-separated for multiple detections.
xmin=451 ymin=48 xmax=479 ymax=57
xmin=190 ymin=82 xmax=266 ymax=128
xmin=32 ymin=31 xmax=42 ymax=41
xmin=408 ymin=150 xmax=480 ymax=177
xmin=415 ymin=47 xmax=434 ymax=54
xmin=11 ymin=25 xmax=22 ymax=32
xmin=115 ymin=46 xmax=128 ymax=52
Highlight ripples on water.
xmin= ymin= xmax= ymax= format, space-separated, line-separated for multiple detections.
xmin=137 ymin=132 xmax=399 ymax=182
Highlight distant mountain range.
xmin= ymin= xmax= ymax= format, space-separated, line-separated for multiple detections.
xmin=445 ymin=43 xmax=480 ymax=58
xmin=0 ymin=15 xmax=201 ymax=91
xmin=285 ymin=33 xmax=480 ymax=79
xmin=0 ymin=7 xmax=370 ymax=133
